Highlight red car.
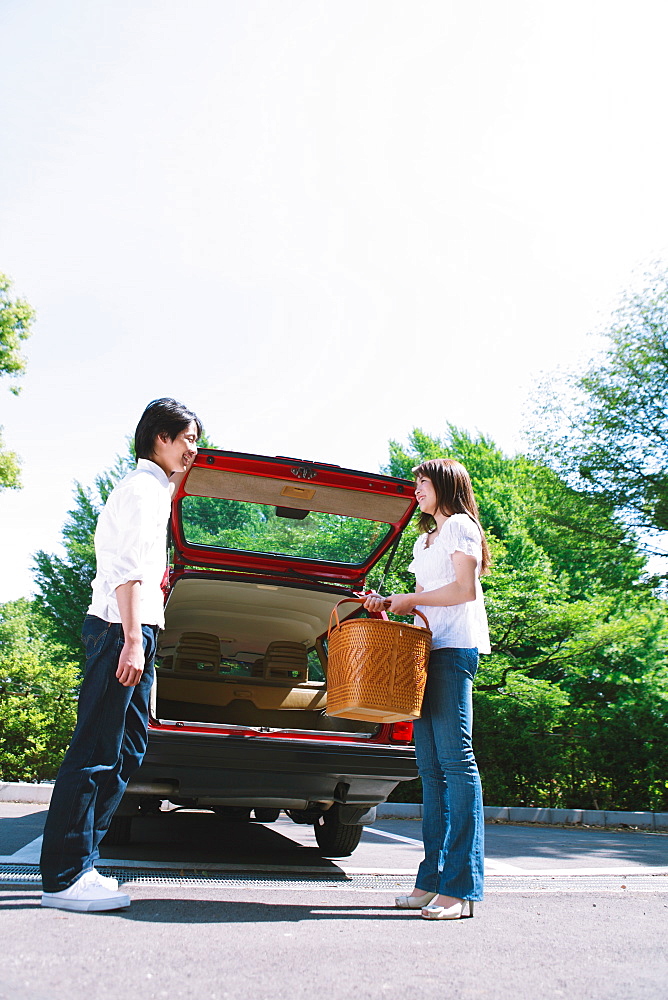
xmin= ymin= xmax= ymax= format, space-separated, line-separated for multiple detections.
xmin=108 ymin=450 xmax=419 ymax=856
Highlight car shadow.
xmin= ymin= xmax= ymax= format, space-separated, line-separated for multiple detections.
xmin=99 ymin=812 xmax=344 ymax=869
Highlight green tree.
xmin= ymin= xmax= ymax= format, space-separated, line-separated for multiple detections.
xmin=384 ymin=427 xmax=668 ymax=810
xmin=0 ymin=272 xmax=36 ymax=489
xmin=182 ymin=495 xmax=387 ymax=564
xmin=531 ymin=264 xmax=668 ymax=536
xmin=0 ymin=599 xmax=79 ymax=781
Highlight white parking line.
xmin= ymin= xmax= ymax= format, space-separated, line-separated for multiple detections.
xmin=365 ymin=830 xmax=564 ymax=875
xmin=362 ymin=830 xmax=668 ymax=877
xmin=485 ymin=860 xmax=527 ymax=873
xmin=363 ymin=828 xmax=423 ymax=846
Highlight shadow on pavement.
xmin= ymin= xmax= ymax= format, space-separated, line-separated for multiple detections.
xmin=0 ymin=891 xmax=43 ymax=910
xmin=99 ymin=811 xmax=342 ymax=868
xmin=116 ymin=899 xmax=436 ymax=922
xmin=0 ymin=810 xmax=47 ymax=856
xmin=485 ymin=824 xmax=668 ymax=867
xmin=0 ymin=893 xmax=422 ymax=921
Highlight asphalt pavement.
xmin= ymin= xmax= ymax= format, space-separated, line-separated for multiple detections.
xmin=0 ymin=802 xmax=666 ymax=1000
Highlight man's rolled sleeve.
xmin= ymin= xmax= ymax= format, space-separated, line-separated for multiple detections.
xmin=100 ymin=484 xmax=158 ymax=593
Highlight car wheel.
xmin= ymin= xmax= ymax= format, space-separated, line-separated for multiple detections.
xmin=253 ymin=808 xmax=280 ymax=822
xmin=212 ymin=806 xmax=252 ymax=822
xmin=286 ymin=808 xmax=322 ymax=825
xmin=102 ymin=815 xmax=133 ymax=846
xmin=313 ymin=804 xmax=363 ymax=856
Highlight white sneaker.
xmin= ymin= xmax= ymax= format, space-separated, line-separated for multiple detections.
xmin=92 ymin=868 xmax=119 ymax=891
xmin=41 ymin=869 xmax=130 ymax=912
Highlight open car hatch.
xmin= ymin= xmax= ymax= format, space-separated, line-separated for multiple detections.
xmin=171 ymin=450 xmax=417 ymax=585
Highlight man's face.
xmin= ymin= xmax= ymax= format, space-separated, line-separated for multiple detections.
xmin=154 ymin=420 xmax=199 ymax=475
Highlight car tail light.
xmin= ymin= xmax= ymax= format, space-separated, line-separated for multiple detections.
xmin=388 ymin=720 xmax=414 ymax=742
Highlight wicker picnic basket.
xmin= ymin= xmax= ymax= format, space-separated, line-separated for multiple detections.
xmin=325 ymin=597 xmax=432 ymax=723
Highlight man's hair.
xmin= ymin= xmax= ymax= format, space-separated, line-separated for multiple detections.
xmin=412 ymin=458 xmax=491 ymax=574
xmin=134 ymin=398 xmax=203 ymax=460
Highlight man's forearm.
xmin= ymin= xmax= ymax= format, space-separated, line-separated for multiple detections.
xmin=115 ymin=581 xmax=145 ymax=686
xmin=115 ymin=580 xmax=143 ymax=639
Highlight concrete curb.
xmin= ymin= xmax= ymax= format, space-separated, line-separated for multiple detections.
xmin=377 ymin=802 xmax=668 ymax=830
xmin=2 ymin=785 xmax=667 ymax=830
xmin=0 ymin=783 xmax=53 ymax=804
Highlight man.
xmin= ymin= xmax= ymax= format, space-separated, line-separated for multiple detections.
xmin=40 ymin=398 xmax=202 ymax=912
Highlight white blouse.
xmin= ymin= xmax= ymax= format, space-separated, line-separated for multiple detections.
xmin=408 ymin=513 xmax=491 ymax=653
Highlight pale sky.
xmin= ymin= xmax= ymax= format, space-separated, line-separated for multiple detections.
xmin=1 ymin=0 xmax=668 ymax=602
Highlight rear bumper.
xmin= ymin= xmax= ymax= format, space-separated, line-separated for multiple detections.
xmin=128 ymin=728 xmax=418 ymax=809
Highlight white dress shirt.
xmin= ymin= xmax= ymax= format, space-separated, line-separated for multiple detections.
xmin=408 ymin=513 xmax=491 ymax=653
xmin=88 ymin=459 xmax=172 ymax=628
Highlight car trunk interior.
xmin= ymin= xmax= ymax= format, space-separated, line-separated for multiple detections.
xmin=155 ymin=575 xmax=380 ymax=737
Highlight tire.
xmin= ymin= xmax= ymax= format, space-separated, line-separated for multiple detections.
xmin=212 ymin=806 xmax=252 ymax=822
xmin=102 ymin=814 xmax=133 ymax=846
xmin=313 ymin=805 xmax=364 ymax=857
xmin=253 ymin=808 xmax=280 ymax=822
xmin=286 ymin=808 xmax=321 ymax=825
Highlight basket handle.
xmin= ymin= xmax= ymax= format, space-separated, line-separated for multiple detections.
xmin=327 ymin=596 xmax=430 ymax=639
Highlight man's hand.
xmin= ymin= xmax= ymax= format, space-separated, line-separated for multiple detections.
xmin=115 ymin=581 xmax=145 ymax=685
xmin=116 ymin=637 xmax=145 ymax=687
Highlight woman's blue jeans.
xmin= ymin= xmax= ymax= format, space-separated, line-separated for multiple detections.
xmin=40 ymin=616 xmax=158 ymax=893
xmin=413 ymin=646 xmax=484 ymax=901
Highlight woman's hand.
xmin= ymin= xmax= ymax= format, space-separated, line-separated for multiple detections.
xmin=384 ymin=592 xmax=421 ymax=615
xmin=362 ymin=592 xmax=387 ymax=613
xmin=362 ymin=592 xmax=421 ymax=615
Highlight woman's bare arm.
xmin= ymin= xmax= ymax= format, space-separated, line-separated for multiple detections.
xmin=363 ymin=552 xmax=476 ymax=615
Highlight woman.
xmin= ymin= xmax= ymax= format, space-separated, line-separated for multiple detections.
xmin=364 ymin=458 xmax=490 ymax=920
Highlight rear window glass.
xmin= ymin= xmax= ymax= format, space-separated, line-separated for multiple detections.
xmin=180 ymin=496 xmax=392 ymax=565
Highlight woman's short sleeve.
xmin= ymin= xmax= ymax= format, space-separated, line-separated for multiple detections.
xmin=444 ymin=515 xmax=482 ymax=561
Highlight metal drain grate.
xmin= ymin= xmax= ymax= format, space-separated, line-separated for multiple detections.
xmin=0 ymin=865 xmax=359 ymax=885
xmin=2 ymin=865 xmax=666 ymax=893
xmin=0 ymin=865 xmax=412 ymax=890
xmin=1 ymin=865 xmax=42 ymax=883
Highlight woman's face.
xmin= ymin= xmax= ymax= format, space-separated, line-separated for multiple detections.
xmin=414 ymin=474 xmax=438 ymax=516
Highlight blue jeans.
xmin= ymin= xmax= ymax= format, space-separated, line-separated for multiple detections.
xmin=40 ymin=616 xmax=157 ymax=892
xmin=413 ymin=647 xmax=484 ymax=901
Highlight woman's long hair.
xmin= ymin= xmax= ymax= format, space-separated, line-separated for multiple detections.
xmin=412 ymin=458 xmax=491 ymax=575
